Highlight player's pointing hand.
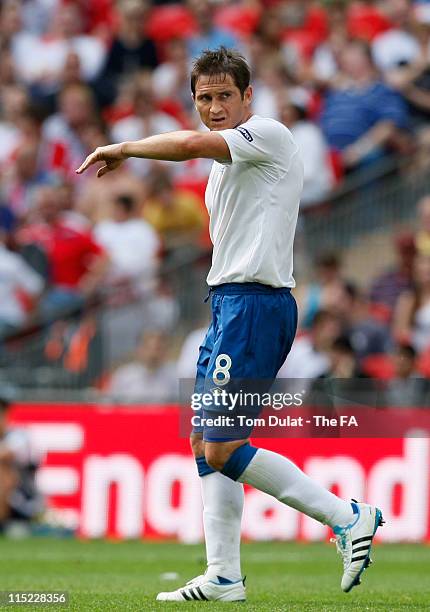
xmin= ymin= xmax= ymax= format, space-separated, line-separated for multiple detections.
xmin=76 ymin=143 xmax=126 ymax=178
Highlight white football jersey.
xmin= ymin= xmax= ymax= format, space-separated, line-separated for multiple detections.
xmin=205 ymin=115 xmax=303 ymax=288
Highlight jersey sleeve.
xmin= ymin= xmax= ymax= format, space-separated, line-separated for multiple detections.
xmin=217 ymin=118 xmax=291 ymax=164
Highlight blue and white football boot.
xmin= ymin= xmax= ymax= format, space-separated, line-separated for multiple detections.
xmin=332 ymin=500 xmax=385 ymax=593
xmin=156 ymin=574 xmax=246 ymax=602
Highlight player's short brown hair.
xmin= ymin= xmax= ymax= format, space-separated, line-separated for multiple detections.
xmin=191 ymin=47 xmax=251 ymax=99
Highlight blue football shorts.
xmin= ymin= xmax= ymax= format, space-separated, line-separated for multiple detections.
xmin=192 ymin=282 xmax=298 ymax=441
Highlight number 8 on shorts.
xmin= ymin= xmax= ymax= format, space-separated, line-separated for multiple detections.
xmin=212 ymin=354 xmax=232 ymax=386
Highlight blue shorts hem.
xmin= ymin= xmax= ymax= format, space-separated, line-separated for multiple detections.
xmin=203 ymin=435 xmax=250 ymax=442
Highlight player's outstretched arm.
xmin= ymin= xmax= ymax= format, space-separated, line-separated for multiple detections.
xmin=76 ymin=131 xmax=230 ymax=177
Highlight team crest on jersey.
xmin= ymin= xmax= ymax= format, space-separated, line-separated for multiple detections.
xmin=236 ymin=127 xmax=253 ymax=142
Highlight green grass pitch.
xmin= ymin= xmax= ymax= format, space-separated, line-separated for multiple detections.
xmin=0 ymin=538 xmax=429 ymax=611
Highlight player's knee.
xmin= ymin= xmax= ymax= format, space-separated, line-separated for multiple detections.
xmin=204 ymin=447 xmax=226 ymax=472
xmin=190 ymin=434 xmax=204 ymax=458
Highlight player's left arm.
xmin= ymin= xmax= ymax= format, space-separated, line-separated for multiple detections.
xmin=76 ymin=131 xmax=231 ymax=178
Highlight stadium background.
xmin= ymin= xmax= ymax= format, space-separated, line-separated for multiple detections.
xmin=0 ymin=0 xmax=430 ymax=592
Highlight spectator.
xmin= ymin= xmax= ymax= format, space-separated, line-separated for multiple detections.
xmin=141 ymin=279 xmax=180 ymax=333
xmin=388 ymin=50 xmax=430 ymax=131
xmin=0 ymin=205 xmax=15 ymax=234
xmin=0 ymin=84 xmax=29 ymax=170
xmin=345 ymin=0 xmax=402 ymax=43
xmin=2 ymin=138 xmax=52 ymax=221
xmin=0 ymin=222 xmax=43 ymax=339
xmin=2 ymin=0 xmax=41 ymax=86
xmin=42 ymin=83 xmax=100 ymax=178
xmin=325 ymin=335 xmax=362 ymax=379
xmin=186 ymin=0 xmax=240 ymax=60
xmin=393 ymin=253 xmax=430 ymax=352
xmin=77 ymin=168 xmax=147 ymax=226
xmin=415 ymin=195 xmax=430 ymax=256
xmin=19 ymin=0 xmax=58 ymax=36
xmin=1 ymin=0 xmax=23 ymax=47
xmin=75 ymin=119 xmax=147 ymax=224
xmin=341 ymin=284 xmax=392 ymax=363
xmin=110 ymin=74 xmax=181 ymax=178
xmin=308 ymin=336 xmax=368 ymax=414
xmin=0 ymin=44 xmax=15 ymax=88
xmin=53 ymin=177 xmax=91 ymax=234
xmin=251 ymin=59 xmax=299 ymax=120
xmin=370 ymin=230 xmax=416 ymax=313
xmin=94 ymin=192 xmax=160 ymax=298
xmin=278 ymin=91 xmax=334 ymax=207
xmin=16 ymin=185 xmax=109 ymax=319
xmin=14 ymin=103 xmax=70 ymax=178
xmin=384 ymin=343 xmax=428 ymax=407
xmin=371 ymin=0 xmax=419 ymax=74
xmin=34 ymin=51 xmax=87 ymax=116
xmin=379 ymin=15 xmax=430 ymax=130
xmin=28 ymin=3 xmax=105 ymax=96
xmin=152 ymin=37 xmax=194 ymax=117
xmin=143 ymin=170 xmax=206 ymax=250
xmin=108 ymin=331 xmax=177 ymax=402
xmin=0 ymin=395 xmax=44 ymax=533
xmin=320 ymin=39 xmax=409 ymax=172
xmin=279 ymin=0 xmax=328 ymax=60
xmin=295 ymin=252 xmax=348 ymax=328
xmin=250 ymin=8 xmax=294 ymax=76
xmin=310 ymin=1 xmax=348 ymax=87
xmin=413 ymin=121 xmax=430 ymax=174
xmin=96 ymin=0 xmax=158 ymax=106
xmin=277 ymin=310 xmax=341 ymax=393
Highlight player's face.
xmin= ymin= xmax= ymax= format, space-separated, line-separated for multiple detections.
xmin=193 ymin=73 xmax=252 ymax=131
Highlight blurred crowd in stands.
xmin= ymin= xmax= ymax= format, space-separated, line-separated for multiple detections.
xmin=0 ymin=395 xmax=43 ymax=534
xmin=1 ymin=0 xmax=430 ymax=401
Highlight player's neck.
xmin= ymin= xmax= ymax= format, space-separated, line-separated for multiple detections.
xmin=234 ymin=111 xmax=253 ymax=129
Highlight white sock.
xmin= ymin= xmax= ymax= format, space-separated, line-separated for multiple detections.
xmin=238 ymin=448 xmax=354 ymax=528
xmin=201 ymin=471 xmax=244 ymax=582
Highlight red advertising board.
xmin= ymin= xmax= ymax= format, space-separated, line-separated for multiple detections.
xmin=9 ymin=403 xmax=430 ymax=542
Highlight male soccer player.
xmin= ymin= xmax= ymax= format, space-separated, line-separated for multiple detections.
xmin=77 ymin=47 xmax=384 ymax=603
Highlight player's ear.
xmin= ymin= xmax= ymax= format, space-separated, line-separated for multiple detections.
xmin=244 ymin=85 xmax=253 ymax=107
